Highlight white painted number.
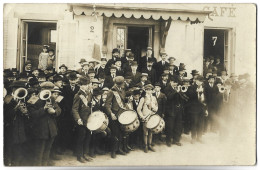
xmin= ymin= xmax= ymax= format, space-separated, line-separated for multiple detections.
xmin=212 ymin=36 xmax=217 ymax=46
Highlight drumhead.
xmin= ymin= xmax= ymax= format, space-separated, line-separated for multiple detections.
xmin=146 ymin=114 xmax=161 ymax=129
xmin=87 ymin=111 xmax=106 ymax=131
xmin=118 ymin=111 xmax=137 ymax=125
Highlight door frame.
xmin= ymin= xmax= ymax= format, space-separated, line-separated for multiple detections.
xmin=203 ymin=27 xmax=235 ymax=75
xmin=113 ymin=24 xmax=153 ymax=56
xmin=18 ymin=19 xmax=58 ymax=71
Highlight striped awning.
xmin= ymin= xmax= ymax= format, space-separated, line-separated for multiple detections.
xmin=72 ymin=4 xmax=211 ymax=22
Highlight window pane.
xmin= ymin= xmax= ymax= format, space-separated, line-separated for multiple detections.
xmin=116 ymin=28 xmax=125 ymax=50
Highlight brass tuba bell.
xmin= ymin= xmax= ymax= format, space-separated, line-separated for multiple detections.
xmin=39 ymin=89 xmax=52 ymax=101
xmin=14 ymin=87 xmax=28 ymax=100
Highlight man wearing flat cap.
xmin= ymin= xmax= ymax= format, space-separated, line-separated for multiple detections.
xmin=105 ymin=76 xmax=128 ymax=158
xmin=138 ymin=47 xmax=157 ymax=72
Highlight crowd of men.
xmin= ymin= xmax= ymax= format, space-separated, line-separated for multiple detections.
xmin=3 ymin=46 xmax=254 ymax=166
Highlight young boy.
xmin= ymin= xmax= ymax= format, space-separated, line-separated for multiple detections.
xmin=137 ymin=84 xmax=158 ymax=153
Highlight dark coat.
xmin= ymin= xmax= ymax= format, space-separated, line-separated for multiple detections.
xmin=63 ymin=84 xmax=80 ymax=113
xmin=164 ymin=85 xmax=184 ymax=117
xmin=104 ymin=75 xmax=114 ymax=89
xmin=154 ymin=92 xmax=167 ymax=117
xmin=185 ymin=84 xmax=205 ymax=114
xmin=95 ymin=66 xmax=106 ymax=78
xmin=105 ymin=57 xmax=116 ymax=75
xmin=28 ymin=98 xmax=61 ymax=139
xmin=104 ymin=85 xmax=126 ymax=118
xmin=4 ymin=96 xmax=28 ymax=144
xmin=155 ymin=61 xmax=169 ymax=81
xmin=72 ymin=89 xmax=92 ymax=126
xmin=159 ymin=80 xmax=169 ymax=93
xmin=142 ymin=67 xmax=157 ymax=85
xmin=138 ymin=56 xmax=157 ymax=72
xmin=127 ymin=71 xmax=142 ymax=87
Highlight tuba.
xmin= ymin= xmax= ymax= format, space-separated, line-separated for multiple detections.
xmin=39 ymin=89 xmax=55 ymax=114
xmin=13 ymin=88 xmax=28 ymax=115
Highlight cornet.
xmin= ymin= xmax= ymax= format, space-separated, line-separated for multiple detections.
xmin=13 ymin=88 xmax=28 ymax=115
xmin=179 ymin=85 xmax=188 ymax=93
xmin=39 ymin=90 xmax=55 ymax=114
xmin=218 ymin=85 xmax=226 ymax=93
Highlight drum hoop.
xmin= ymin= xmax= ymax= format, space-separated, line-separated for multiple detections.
xmin=118 ymin=110 xmax=138 ymax=125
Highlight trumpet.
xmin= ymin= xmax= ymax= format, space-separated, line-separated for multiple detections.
xmin=39 ymin=90 xmax=55 ymax=114
xmin=13 ymin=88 xmax=28 ymax=115
xmin=218 ymin=85 xmax=226 ymax=93
xmin=179 ymin=85 xmax=188 ymax=93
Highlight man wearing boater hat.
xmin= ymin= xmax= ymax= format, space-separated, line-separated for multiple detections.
xmin=105 ymin=76 xmax=128 ymax=158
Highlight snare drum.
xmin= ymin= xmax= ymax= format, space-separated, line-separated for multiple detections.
xmin=118 ymin=110 xmax=140 ymax=133
xmin=146 ymin=114 xmax=165 ymax=134
xmin=87 ymin=111 xmax=109 ymax=133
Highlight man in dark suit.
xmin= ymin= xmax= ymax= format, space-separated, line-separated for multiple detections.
xmin=79 ymin=62 xmax=90 ymax=78
xmin=135 ymin=73 xmax=149 ymax=90
xmin=190 ymin=70 xmax=200 ymax=85
xmin=159 ymin=73 xmax=169 ymax=93
xmin=105 ymin=76 xmax=127 ymax=158
xmin=142 ymin=58 xmax=157 ymax=85
xmin=186 ymin=75 xmax=208 ymax=144
xmin=204 ymin=75 xmax=219 ymax=132
xmin=105 ymin=48 xmax=120 ymax=75
xmin=164 ymin=75 xmax=184 ymax=147
xmin=203 ymin=58 xmax=213 ymax=77
xmin=168 ymin=57 xmax=178 ymax=75
xmin=122 ymin=52 xmax=135 ymax=74
xmin=155 ymin=52 xmax=169 ymax=82
xmin=62 ymin=72 xmax=80 ymax=151
xmin=104 ymin=65 xmax=117 ymax=89
xmin=71 ymin=77 xmax=93 ymax=163
xmin=138 ymin=47 xmax=157 ymax=72
xmin=95 ymin=58 xmax=107 ymax=79
xmin=115 ymin=58 xmax=124 ymax=76
xmin=76 ymin=58 xmax=87 ymax=74
xmin=127 ymin=61 xmax=141 ymax=87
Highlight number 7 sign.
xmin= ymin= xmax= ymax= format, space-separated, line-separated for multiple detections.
xmin=212 ymin=36 xmax=218 ymax=46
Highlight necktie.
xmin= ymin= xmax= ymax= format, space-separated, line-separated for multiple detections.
xmin=156 ymin=92 xmax=159 ymax=98
xmin=71 ymin=86 xmax=75 ymax=91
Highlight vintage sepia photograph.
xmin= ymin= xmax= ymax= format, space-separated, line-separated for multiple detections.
xmin=2 ymin=2 xmax=256 ymax=167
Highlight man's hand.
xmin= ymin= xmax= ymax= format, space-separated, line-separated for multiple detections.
xmin=111 ymin=113 xmax=117 ymax=120
xmin=77 ymin=119 xmax=83 ymax=125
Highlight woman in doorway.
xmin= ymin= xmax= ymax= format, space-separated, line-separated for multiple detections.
xmin=38 ymin=45 xmax=49 ymax=71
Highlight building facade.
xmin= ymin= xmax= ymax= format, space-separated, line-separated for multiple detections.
xmin=3 ymin=3 xmax=256 ymax=79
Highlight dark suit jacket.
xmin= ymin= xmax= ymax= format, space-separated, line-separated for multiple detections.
xmin=138 ymin=56 xmax=157 ymax=72
xmin=105 ymin=58 xmax=116 ymax=75
xmin=95 ymin=66 xmax=106 ymax=78
xmin=104 ymin=75 xmax=114 ymax=89
xmin=186 ymin=84 xmax=205 ymax=114
xmin=28 ymin=98 xmax=61 ymax=139
xmin=159 ymin=80 xmax=169 ymax=93
xmin=154 ymin=92 xmax=167 ymax=117
xmin=164 ymin=85 xmax=183 ymax=117
xmin=72 ymin=89 xmax=92 ymax=126
xmin=204 ymin=83 xmax=219 ymax=111
xmin=127 ymin=71 xmax=142 ymax=87
xmin=105 ymin=85 xmax=126 ymax=118
xmin=63 ymin=84 xmax=80 ymax=113
xmin=142 ymin=67 xmax=157 ymax=85
xmin=155 ymin=61 xmax=169 ymax=81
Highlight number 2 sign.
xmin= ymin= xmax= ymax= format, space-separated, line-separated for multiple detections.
xmin=90 ymin=26 xmax=94 ymax=32
xmin=212 ymin=36 xmax=218 ymax=46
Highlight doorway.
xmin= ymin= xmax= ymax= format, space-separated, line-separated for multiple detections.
xmin=113 ymin=25 xmax=152 ymax=64
xmin=204 ymin=29 xmax=229 ymax=74
xmin=20 ymin=21 xmax=57 ymax=71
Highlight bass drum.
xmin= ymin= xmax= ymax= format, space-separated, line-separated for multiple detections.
xmin=146 ymin=114 xmax=165 ymax=134
xmin=118 ymin=110 xmax=140 ymax=133
xmin=87 ymin=111 xmax=109 ymax=133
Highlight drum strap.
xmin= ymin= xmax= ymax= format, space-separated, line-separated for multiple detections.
xmin=112 ymin=91 xmax=127 ymax=110
xmin=79 ymin=94 xmax=89 ymax=108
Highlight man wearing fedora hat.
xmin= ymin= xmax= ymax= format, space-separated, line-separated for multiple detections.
xmin=190 ymin=70 xmax=200 ymax=85
xmin=76 ymin=59 xmax=87 ymax=73
xmin=142 ymin=58 xmax=157 ymax=85
xmin=104 ymin=65 xmax=117 ymax=89
xmin=95 ymin=58 xmax=107 ymax=78
xmin=105 ymin=48 xmax=120 ymax=75
xmin=186 ymin=75 xmax=208 ymax=144
xmin=105 ymin=76 xmax=128 ymax=158
xmin=79 ymin=62 xmax=90 ymax=78
xmin=72 ymin=77 xmax=93 ymax=163
xmin=126 ymin=61 xmax=142 ymax=87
